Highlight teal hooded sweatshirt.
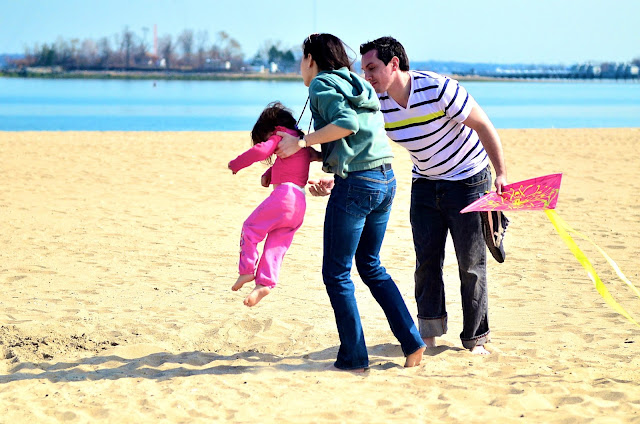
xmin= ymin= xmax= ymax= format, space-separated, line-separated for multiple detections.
xmin=309 ymin=67 xmax=393 ymax=178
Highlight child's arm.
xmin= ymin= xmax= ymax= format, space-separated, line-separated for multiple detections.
xmin=261 ymin=167 xmax=272 ymax=187
xmin=228 ymin=136 xmax=280 ymax=174
xmin=307 ymin=146 xmax=323 ymax=162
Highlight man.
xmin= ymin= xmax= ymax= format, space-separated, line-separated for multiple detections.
xmin=358 ymin=36 xmax=508 ymax=355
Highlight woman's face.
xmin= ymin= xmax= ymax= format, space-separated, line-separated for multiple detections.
xmin=300 ymin=54 xmax=317 ymax=87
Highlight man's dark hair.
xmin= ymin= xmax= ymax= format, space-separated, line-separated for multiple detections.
xmin=360 ymin=36 xmax=410 ymax=71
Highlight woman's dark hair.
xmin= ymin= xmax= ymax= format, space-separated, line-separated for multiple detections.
xmin=251 ymin=101 xmax=304 ymax=164
xmin=303 ymin=33 xmax=354 ymax=71
xmin=359 ymin=36 xmax=410 ymax=71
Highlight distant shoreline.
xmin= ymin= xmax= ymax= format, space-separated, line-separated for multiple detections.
xmin=0 ymin=68 xmax=497 ymax=82
xmin=3 ymin=68 xmax=636 ymax=83
xmin=0 ymin=69 xmax=304 ymax=82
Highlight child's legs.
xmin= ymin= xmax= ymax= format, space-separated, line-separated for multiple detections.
xmin=255 ymin=227 xmax=297 ymax=288
xmin=255 ymin=185 xmax=306 ymax=288
xmin=239 ymin=191 xmax=294 ymax=275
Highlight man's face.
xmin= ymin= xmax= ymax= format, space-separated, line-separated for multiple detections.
xmin=361 ymin=50 xmax=394 ymax=93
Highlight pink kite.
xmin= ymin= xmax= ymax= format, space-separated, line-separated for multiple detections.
xmin=461 ymin=172 xmax=640 ymax=328
xmin=461 ymin=173 xmax=562 ymax=213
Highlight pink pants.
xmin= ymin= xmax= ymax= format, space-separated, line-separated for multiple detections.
xmin=239 ymin=183 xmax=306 ymax=288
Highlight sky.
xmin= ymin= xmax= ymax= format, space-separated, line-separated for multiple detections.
xmin=1 ymin=0 xmax=639 ymax=65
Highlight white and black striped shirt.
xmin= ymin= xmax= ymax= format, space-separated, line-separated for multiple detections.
xmin=380 ymin=71 xmax=488 ymax=180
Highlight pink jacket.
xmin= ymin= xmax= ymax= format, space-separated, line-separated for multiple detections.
xmin=228 ymin=126 xmax=312 ymax=187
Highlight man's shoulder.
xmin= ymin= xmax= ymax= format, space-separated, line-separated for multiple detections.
xmin=409 ymin=70 xmax=449 ymax=85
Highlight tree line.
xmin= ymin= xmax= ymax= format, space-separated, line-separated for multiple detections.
xmin=11 ymin=27 xmax=300 ymax=73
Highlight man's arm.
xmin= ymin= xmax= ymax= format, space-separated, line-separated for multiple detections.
xmin=463 ymin=105 xmax=507 ymax=194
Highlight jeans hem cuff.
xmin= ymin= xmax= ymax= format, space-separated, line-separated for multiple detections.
xmin=418 ymin=316 xmax=448 ymax=338
xmin=333 ymin=361 xmax=369 ymax=371
xmin=461 ymin=331 xmax=491 ymax=350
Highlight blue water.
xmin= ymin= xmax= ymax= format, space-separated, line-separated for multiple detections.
xmin=1 ymin=77 xmax=639 ymax=130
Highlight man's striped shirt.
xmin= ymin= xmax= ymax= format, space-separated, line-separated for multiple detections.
xmin=379 ymin=70 xmax=489 ymax=180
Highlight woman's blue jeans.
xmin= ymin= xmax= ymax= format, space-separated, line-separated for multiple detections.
xmin=410 ymin=166 xmax=492 ymax=350
xmin=323 ymin=166 xmax=424 ymax=370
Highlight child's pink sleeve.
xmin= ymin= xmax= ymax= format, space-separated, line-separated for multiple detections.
xmin=228 ymin=135 xmax=281 ymax=173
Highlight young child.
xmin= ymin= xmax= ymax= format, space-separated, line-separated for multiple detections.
xmin=228 ymin=101 xmax=317 ymax=306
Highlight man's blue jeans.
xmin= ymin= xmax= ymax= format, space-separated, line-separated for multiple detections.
xmin=323 ymin=166 xmax=425 ymax=370
xmin=410 ymin=166 xmax=491 ymax=350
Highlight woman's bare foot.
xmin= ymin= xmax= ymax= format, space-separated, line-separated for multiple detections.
xmin=232 ymin=274 xmax=254 ymax=291
xmin=244 ymin=285 xmax=271 ymax=307
xmin=470 ymin=345 xmax=491 ymax=355
xmin=404 ymin=346 xmax=426 ymax=367
xmin=422 ymin=337 xmax=437 ymax=348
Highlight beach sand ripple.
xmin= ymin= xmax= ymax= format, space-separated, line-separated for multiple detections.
xmin=1 ymin=129 xmax=639 ymax=423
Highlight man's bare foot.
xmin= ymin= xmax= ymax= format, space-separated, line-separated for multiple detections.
xmin=244 ymin=285 xmax=271 ymax=307
xmin=232 ymin=274 xmax=254 ymax=291
xmin=422 ymin=337 xmax=437 ymax=348
xmin=404 ymin=346 xmax=426 ymax=367
xmin=470 ymin=345 xmax=491 ymax=355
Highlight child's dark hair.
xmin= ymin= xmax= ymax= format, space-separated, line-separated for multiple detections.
xmin=302 ymin=33 xmax=355 ymax=72
xmin=251 ymin=101 xmax=304 ymax=165
xmin=359 ymin=36 xmax=410 ymax=71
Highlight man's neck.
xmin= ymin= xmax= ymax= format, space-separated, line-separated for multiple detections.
xmin=387 ymin=71 xmax=411 ymax=109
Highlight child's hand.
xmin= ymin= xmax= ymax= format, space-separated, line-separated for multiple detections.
xmin=261 ymin=173 xmax=271 ymax=187
xmin=228 ymin=163 xmax=236 ymax=174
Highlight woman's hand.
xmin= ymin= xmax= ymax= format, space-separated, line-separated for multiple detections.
xmin=275 ymin=132 xmax=304 ymax=159
xmin=308 ymin=178 xmax=334 ymax=196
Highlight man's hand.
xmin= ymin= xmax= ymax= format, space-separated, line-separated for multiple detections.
xmin=495 ymin=174 xmax=507 ymax=195
xmin=308 ymin=178 xmax=334 ymax=196
xmin=275 ymin=132 xmax=304 ymax=159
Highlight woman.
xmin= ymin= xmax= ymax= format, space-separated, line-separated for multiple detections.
xmin=276 ymin=33 xmax=425 ymax=371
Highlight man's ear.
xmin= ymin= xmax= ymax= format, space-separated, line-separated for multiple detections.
xmin=391 ymin=56 xmax=400 ymax=71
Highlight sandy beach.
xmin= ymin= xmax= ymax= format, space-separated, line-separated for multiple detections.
xmin=1 ymin=128 xmax=639 ymax=423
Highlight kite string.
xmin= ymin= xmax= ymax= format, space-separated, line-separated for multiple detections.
xmin=544 ymin=209 xmax=640 ymax=328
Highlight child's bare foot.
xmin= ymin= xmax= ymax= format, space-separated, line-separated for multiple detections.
xmin=404 ymin=346 xmax=426 ymax=367
xmin=422 ymin=337 xmax=437 ymax=348
xmin=471 ymin=345 xmax=491 ymax=355
xmin=232 ymin=274 xmax=255 ymax=291
xmin=244 ymin=285 xmax=271 ymax=307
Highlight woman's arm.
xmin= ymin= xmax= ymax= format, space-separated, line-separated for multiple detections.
xmin=275 ymin=124 xmax=353 ymax=159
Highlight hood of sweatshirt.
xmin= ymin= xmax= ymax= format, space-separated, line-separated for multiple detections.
xmin=315 ymin=68 xmax=380 ymax=112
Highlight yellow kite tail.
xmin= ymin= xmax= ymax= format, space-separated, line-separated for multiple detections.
xmin=544 ymin=209 xmax=639 ymax=328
